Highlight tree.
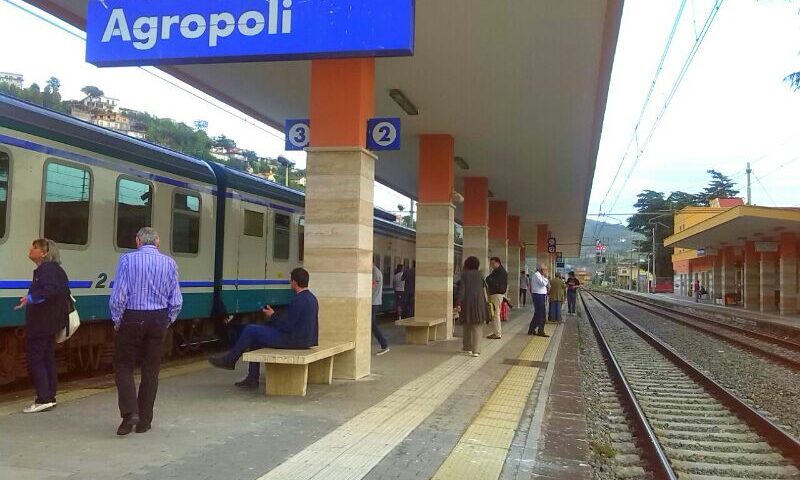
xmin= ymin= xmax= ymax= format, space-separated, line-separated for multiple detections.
xmin=786 ymin=72 xmax=800 ymax=91
xmin=697 ymin=169 xmax=739 ymax=204
xmin=80 ymin=85 xmax=104 ymax=98
xmin=43 ymin=76 xmax=62 ymax=110
xmin=212 ymin=134 xmax=236 ymax=152
xmin=194 ymin=120 xmax=208 ymax=131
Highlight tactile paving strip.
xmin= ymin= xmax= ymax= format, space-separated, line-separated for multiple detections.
xmin=431 ymin=324 xmax=554 ymax=480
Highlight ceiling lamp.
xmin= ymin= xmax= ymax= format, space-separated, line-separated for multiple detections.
xmin=389 ymin=89 xmax=419 ymax=116
xmin=454 ymin=156 xmax=469 ymax=170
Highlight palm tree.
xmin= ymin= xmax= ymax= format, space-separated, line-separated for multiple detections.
xmin=786 ymin=72 xmax=800 ymax=91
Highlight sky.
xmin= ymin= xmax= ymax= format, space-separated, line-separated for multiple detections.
xmin=588 ymin=0 xmax=800 ymax=221
xmin=0 ymin=0 xmax=798 ymax=220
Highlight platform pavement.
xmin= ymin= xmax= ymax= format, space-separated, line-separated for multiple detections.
xmin=0 ymin=306 xmax=582 ymax=480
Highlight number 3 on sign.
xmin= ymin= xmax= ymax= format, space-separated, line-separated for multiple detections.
xmin=366 ymin=117 xmax=401 ymax=151
xmin=285 ymin=119 xmax=310 ymax=151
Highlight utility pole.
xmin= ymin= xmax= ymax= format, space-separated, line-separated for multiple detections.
xmin=652 ymin=225 xmax=657 ymax=292
xmin=746 ymin=162 xmax=752 ymax=206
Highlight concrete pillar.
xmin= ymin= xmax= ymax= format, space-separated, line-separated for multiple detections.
xmin=305 ymin=58 xmax=374 ymax=380
xmin=761 ymin=250 xmax=778 ymax=313
xmin=722 ymin=246 xmax=736 ymax=303
xmin=536 ymin=224 xmax=549 ymax=271
xmin=415 ymin=134 xmax=455 ymax=339
xmin=744 ymin=241 xmax=759 ymax=311
xmin=712 ymin=255 xmax=722 ymax=302
xmin=779 ymin=233 xmax=798 ymax=315
xmin=488 ymin=201 xmax=508 ymax=267
xmin=507 ymin=216 xmax=521 ymax=307
xmin=463 ymin=177 xmax=489 ymax=276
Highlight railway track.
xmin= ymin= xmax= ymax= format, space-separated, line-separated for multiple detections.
xmin=581 ymin=290 xmax=800 ymax=479
xmin=605 ymin=291 xmax=800 ymax=371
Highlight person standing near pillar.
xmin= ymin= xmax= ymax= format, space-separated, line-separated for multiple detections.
xmin=455 ymin=256 xmax=488 ymax=357
xmin=393 ymin=264 xmax=405 ymax=320
xmin=372 ymin=264 xmax=390 ymax=355
xmin=548 ymin=273 xmax=566 ymax=323
xmin=109 ymin=228 xmax=182 ymax=436
xmin=519 ymin=270 xmax=528 ymax=306
xmin=566 ymin=271 xmax=581 ymax=315
xmin=528 ymin=264 xmax=550 ymax=337
xmin=402 ymin=264 xmax=415 ymax=318
xmin=485 ymin=257 xmax=507 ymax=339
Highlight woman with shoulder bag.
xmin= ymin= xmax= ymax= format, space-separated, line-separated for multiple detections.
xmin=455 ymin=256 xmax=488 ymax=357
xmin=14 ymin=238 xmax=71 ymax=413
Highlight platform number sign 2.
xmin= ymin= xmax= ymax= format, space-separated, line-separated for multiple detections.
xmin=366 ymin=117 xmax=401 ymax=151
xmin=547 ymin=237 xmax=557 ymax=254
xmin=285 ymin=119 xmax=310 ymax=151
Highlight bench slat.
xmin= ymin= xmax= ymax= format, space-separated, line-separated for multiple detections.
xmin=395 ymin=317 xmax=446 ymax=327
xmin=243 ymin=341 xmax=354 ymax=365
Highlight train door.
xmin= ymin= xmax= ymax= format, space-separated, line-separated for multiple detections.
xmin=237 ymin=204 xmax=269 ymax=311
xmin=268 ymin=210 xmax=293 ymax=283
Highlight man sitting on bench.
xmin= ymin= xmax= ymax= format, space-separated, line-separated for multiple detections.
xmin=208 ymin=268 xmax=319 ymax=389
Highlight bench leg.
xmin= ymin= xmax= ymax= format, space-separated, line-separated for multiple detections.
xmin=429 ymin=325 xmax=438 ymax=342
xmin=405 ymin=326 xmax=429 ymax=345
xmin=434 ymin=322 xmax=447 ymax=341
xmin=308 ymin=357 xmax=334 ymax=385
xmin=265 ymin=363 xmax=308 ymax=396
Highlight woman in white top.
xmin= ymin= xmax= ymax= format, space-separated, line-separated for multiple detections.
xmin=393 ymin=264 xmax=405 ymax=320
xmin=519 ymin=271 xmax=529 ymax=306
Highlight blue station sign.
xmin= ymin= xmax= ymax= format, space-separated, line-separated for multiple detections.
xmin=86 ymin=0 xmax=415 ymax=67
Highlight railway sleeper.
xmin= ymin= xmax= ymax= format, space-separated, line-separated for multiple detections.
xmin=670 ymin=460 xmax=800 ymax=479
xmin=655 ymin=429 xmax=763 ymax=443
xmin=649 ymin=420 xmax=752 ymax=434
xmin=646 ymin=413 xmax=740 ymax=425
xmin=665 ymin=448 xmax=790 ymax=466
xmin=660 ymin=438 xmax=777 ymax=454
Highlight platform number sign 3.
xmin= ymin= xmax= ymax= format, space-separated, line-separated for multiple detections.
xmin=367 ymin=117 xmax=401 ymax=151
xmin=285 ymin=119 xmax=310 ymax=151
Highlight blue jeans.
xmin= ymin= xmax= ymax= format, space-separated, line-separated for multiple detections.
xmin=567 ymin=290 xmax=577 ymax=313
xmin=528 ymin=293 xmax=547 ymax=334
xmin=548 ymin=301 xmax=562 ymax=321
xmin=224 ymin=324 xmax=287 ymax=381
xmin=372 ymin=305 xmax=388 ymax=349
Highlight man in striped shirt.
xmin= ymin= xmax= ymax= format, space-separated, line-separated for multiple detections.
xmin=109 ymin=227 xmax=182 ymax=436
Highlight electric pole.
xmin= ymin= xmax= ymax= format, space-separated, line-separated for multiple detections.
xmin=746 ymin=162 xmax=752 ymax=206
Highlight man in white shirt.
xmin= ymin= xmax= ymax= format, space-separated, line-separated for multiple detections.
xmin=372 ymin=265 xmax=390 ymax=355
xmin=527 ymin=264 xmax=550 ymax=337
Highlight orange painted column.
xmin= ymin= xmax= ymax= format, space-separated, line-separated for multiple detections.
xmin=536 ymin=224 xmax=549 ymax=273
xmin=488 ymin=201 xmax=508 ymax=265
xmin=507 ymin=216 xmax=521 ymax=307
xmin=721 ymin=246 xmax=736 ymax=302
xmin=415 ymin=134 xmax=455 ymax=338
xmin=462 ymin=177 xmax=489 ymax=275
xmin=744 ymin=241 xmax=759 ymax=311
xmin=779 ymin=233 xmax=797 ymax=315
xmin=305 ymin=58 xmax=375 ymax=379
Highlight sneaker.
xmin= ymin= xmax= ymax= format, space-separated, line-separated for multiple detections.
xmin=376 ymin=348 xmax=391 ymax=356
xmin=23 ymin=402 xmax=55 ymax=413
xmin=461 ymin=350 xmax=473 ymax=355
xmin=235 ymin=378 xmax=259 ymax=389
xmin=208 ymin=356 xmax=236 ymax=370
xmin=486 ymin=334 xmax=501 ymax=340
xmin=469 ymin=352 xmax=480 ymax=357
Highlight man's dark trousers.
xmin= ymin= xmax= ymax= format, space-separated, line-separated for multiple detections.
xmin=114 ymin=309 xmax=168 ymax=424
xmin=528 ymin=294 xmax=547 ymax=334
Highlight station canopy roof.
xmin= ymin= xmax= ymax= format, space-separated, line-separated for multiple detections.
xmin=665 ymin=206 xmax=800 ymax=250
xmin=30 ymin=0 xmax=623 ymax=257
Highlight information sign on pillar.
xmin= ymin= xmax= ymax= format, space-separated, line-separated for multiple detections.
xmin=285 ymin=119 xmax=310 ymax=151
xmin=547 ymin=237 xmax=557 ymax=254
xmin=556 ymin=252 xmax=564 ymax=268
xmin=366 ymin=117 xmax=401 ymax=151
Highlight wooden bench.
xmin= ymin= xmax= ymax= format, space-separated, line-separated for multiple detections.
xmin=242 ymin=341 xmax=354 ymax=396
xmin=394 ymin=317 xmax=446 ymax=345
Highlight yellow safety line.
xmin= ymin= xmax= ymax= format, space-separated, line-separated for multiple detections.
xmin=0 ymin=360 xmax=209 ymax=417
xmin=258 ymin=310 xmax=535 ymax=480
xmin=431 ymin=323 xmax=555 ymax=480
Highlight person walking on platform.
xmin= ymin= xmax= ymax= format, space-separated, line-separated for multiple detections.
xmin=519 ymin=270 xmax=528 ymax=307
xmin=528 ymin=265 xmax=550 ymax=337
xmin=209 ymin=267 xmax=319 ymax=384
xmin=566 ymin=271 xmax=581 ymax=315
xmin=456 ymin=256 xmax=488 ymax=357
xmin=485 ymin=257 xmax=507 ymax=339
xmin=693 ymin=278 xmax=701 ymax=302
xmin=371 ymin=264 xmax=391 ymax=355
xmin=14 ymin=239 xmax=71 ymax=413
xmin=393 ymin=264 xmax=405 ymax=320
xmin=109 ymin=228 xmax=182 ymax=436
xmin=402 ymin=264 xmax=416 ymax=318
xmin=548 ymin=273 xmax=566 ymax=323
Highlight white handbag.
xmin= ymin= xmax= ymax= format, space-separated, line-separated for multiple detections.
xmin=56 ymin=295 xmax=80 ymax=344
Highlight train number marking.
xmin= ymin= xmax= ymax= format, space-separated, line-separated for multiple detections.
xmin=95 ymin=273 xmax=108 ymax=289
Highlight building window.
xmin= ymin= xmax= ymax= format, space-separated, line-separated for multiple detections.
xmin=0 ymin=152 xmax=8 ymax=240
xmin=172 ymin=192 xmax=200 ymax=254
xmin=43 ymin=161 xmax=91 ymax=245
xmin=243 ymin=209 xmax=264 ymax=237
xmin=273 ymin=213 xmax=291 ymax=260
xmin=116 ymin=178 xmax=153 ymax=249
xmin=298 ymin=216 xmax=305 ymax=262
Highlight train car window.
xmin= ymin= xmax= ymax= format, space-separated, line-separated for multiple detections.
xmin=243 ymin=209 xmax=264 ymax=237
xmin=298 ymin=216 xmax=305 ymax=262
xmin=0 ymin=152 xmax=8 ymax=240
xmin=116 ymin=178 xmax=153 ymax=249
xmin=273 ymin=213 xmax=291 ymax=260
xmin=403 ymin=258 xmax=410 ymax=270
xmin=382 ymin=256 xmax=392 ymax=285
xmin=43 ymin=161 xmax=92 ymax=245
xmin=172 ymin=192 xmax=201 ymax=254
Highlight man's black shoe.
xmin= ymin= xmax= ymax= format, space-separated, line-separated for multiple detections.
xmin=135 ymin=422 xmax=151 ymax=433
xmin=235 ymin=378 xmax=259 ymax=389
xmin=208 ymin=356 xmax=235 ymax=370
xmin=536 ymin=332 xmax=550 ymax=337
xmin=117 ymin=415 xmax=139 ymax=436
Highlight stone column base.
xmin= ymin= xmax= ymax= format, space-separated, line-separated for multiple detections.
xmin=415 ymin=203 xmax=455 ymax=339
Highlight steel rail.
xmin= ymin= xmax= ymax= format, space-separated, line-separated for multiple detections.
xmin=606 ymin=292 xmax=800 ymax=371
xmin=587 ymin=290 xmax=800 ymax=466
xmin=578 ymin=292 xmax=678 ymax=480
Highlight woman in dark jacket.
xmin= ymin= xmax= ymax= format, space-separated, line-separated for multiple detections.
xmin=14 ymin=238 xmax=70 ymax=413
xmin=455 ymin=256 xmax=488 ymax=357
